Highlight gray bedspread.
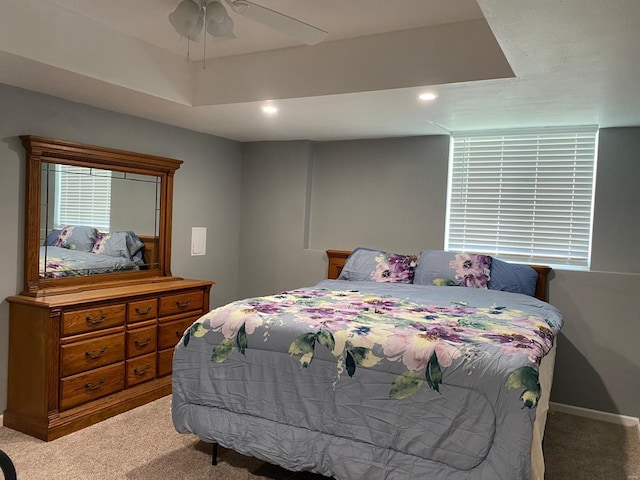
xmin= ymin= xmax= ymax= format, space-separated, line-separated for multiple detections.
xmin=172 ymin=280 xmax=563 ymax=479
xmin=39 ymin=245 xmax=140 ymax=278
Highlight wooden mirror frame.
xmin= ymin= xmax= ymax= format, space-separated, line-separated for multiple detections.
xmin=21 ymin=135 xmax=183 ymax=296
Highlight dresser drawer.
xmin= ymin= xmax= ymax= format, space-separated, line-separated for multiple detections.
xmin=127 ymin=298 xmax=158 ymax=324
xmin=60 ymin=333 xmax=125 ymax=377
xmin=159 ymin=290 xmax=204 ymax=317
xmin=126 ymin=353 xmax=156 ymax=387
xmin=157 ymin=317 xmax=197 ymax=350
xmin=157 ymin=348 xmax=174 ymax=377
xmin=60 ymin=362 xmax=125 ymax=411
xmin=126 ymin=325 xmax=157 ymax=358
xmin=62 ymin=304 xmax=126 ymax=336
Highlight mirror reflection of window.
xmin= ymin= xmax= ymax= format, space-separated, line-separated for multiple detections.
xmin=55 ymin=165 xmax=112 ymax=231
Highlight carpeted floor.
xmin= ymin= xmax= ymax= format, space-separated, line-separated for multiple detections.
xmin=543 ymin=408 xmax=640 ymax=480
xmin=0 ymin=395 xmax=638 ymax=479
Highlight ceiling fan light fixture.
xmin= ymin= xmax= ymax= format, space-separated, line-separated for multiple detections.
xmin=206 ymin=1 xmax=229 ymax=22
xmin=169 ymin=0 xmax=203 ymax=38
xmin=207 ymin=15 xmax=234 ymax=37
xmin=205 ymin=2 xmax=234 ymax=38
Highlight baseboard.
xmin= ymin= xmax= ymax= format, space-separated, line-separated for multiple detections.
xmin=0 ymin=414 xmax=3 ymax=427
xmin=550 ymin=402 xmax=640 ymax=440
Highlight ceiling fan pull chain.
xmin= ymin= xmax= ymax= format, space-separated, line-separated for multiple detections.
xmin=202 ymin=2 xmax=207 ymax=69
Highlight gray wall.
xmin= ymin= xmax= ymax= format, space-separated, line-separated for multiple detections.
xmin=590 ymin=128 xmax=640 ymax=273
xmin=239 ymin=135 xmax=450 ymax=298
xmin=110 ymin=173 xmax=159 ymax=236
xmin=0 ymin=83 xmax=243 ymax=415
xmin=309 ymin=137 xmax=449 ymax=252
xmin=239 ymin=129 xmax=640 ymax=419
xmin=239 ymin=141 xmax=325 ymax=299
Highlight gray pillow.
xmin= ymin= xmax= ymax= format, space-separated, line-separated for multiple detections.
xmin=92 ymin=231 xmax=144 ymax=261
xmin=488 ymin=258 xmax=538 ymax=296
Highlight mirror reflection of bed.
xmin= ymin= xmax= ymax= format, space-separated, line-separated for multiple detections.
xmin=39 ymin=227 xmax=159 ymax=278
xmin=39 ymin=162 xmax=161 ymax=279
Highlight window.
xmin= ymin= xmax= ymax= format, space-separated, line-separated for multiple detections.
xmin=55 ymin=165 xmax=111 ymax=230
xmin=446 ymin=127 xmax=598 ymax=269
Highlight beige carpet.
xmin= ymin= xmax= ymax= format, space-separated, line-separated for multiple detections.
xmin=543 ymin=408 xmax=640 ymax=480
xmin=0 ymin=395 xmax=638 ymax=480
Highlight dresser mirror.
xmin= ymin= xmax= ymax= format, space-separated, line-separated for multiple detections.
xmin=22 ymin=135 xmax=182 ymax=295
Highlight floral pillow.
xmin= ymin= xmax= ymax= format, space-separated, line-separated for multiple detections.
xmin=52 ymin=225 xmax=98 ymax=252
xmin=413 ymin=250 xmax=492 ymax=288
xmin=338 ymin=247 xmax=418 ymax=283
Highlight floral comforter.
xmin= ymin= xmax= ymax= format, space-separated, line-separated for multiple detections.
xmin=39 ymin=246 xmax=140 ymax=278
xmin=172 ymin=280 xmax=563 ymax=480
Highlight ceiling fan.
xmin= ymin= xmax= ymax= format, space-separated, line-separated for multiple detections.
xmin=169 ymin=0 xmax=328 ymax=46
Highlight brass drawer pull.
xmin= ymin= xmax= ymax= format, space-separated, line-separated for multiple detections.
xmin=134 ymin=337 xmax=152 ymax=348
xmin=135 ymin=305 xmax=153 ymax=315
xmin=86 ymin=313 xmax=107 ymax=325
xmin=176 ymin=299 xmax=191 ymax=309
xmin=133 ymin=364 xmax=152 ymax=377
xmin=85 ymin=347 xmax=106 ymax=360
xmin=84 ymin=377 xmax=105 ymax=391
xmin=175 ymin=330 xmax=183 ymax=339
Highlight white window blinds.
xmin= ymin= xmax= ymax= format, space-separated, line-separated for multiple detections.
xmin=55 ymin=165 xmax=111 ymax=230
xmin=446 ymin=127 xmax=598 ymax=269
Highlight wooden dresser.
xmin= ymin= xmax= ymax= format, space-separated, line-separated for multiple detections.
xmin=4 ymin=277 xmax=213 ymax=440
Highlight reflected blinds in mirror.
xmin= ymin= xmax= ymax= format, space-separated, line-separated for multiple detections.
xmin=56 ymin=165 xmax=112 ymax=230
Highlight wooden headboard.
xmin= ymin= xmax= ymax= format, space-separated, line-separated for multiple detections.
xmin=138 ymin=235 xmax=159 ymax=267
xmin=326 ymin=250 xmax=551 ymax=302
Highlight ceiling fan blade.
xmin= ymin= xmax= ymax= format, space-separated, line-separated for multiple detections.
xmin=232 ymin=1 xmax=327 ymax=45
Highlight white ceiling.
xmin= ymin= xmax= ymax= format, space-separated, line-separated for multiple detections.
xmin=0 ymin=0 xmax=639 ymax=142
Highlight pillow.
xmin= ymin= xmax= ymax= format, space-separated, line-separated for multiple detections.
xmin=92 ymin=231 xmax=144 ymax=262
xmin=52 ymin=225 xmax=98 ymax=252
xmin=121 ymin=231 xmax=145 ymax=264
xmin=44 ymin=229 xmax=62 ymax=246
xmin=488 ymin=258 xmax=538 ymax=297
xmin=338 ymin=247 xmax=417 ymax=283
xmin=414 ymin=250 xmax=492 ymax=288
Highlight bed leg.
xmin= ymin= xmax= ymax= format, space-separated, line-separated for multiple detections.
xmin=211 ymin=443 xmax=218 ymax=466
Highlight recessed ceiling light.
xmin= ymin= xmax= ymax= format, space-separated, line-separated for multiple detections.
xmin=261 ymin=105 xmax=278 ymax=114
xmin=418 ymin=92 xmax=437 ymax=101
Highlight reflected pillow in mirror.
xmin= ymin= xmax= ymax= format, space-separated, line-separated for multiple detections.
xmin=338 ymin=247 xmax=417 ymax=283
xmin=44 ymin=229 xmax=62 ymax=246
xmin=92 ymin=231 xmax=144 ymax=263
xmin=414 ymin=250 xmax=492 ymax=288
xmin=53 ymin=225 xmax=99 ymax=252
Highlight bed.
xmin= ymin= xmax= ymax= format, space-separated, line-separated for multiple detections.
xmin=171 ymin=248 xmax=562 ymax=480
xmin=39 ymin=225 xmax=154 ymax=278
